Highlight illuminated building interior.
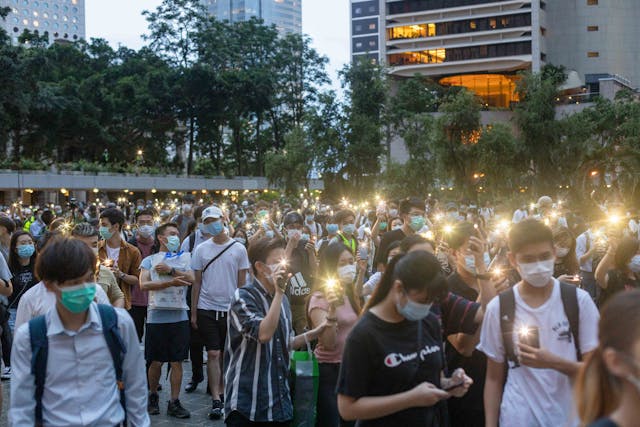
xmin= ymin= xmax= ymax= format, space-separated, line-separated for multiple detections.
xmin=439 ymin=74 xmax=521 ymax=108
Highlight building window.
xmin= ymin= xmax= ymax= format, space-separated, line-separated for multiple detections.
xmin=470 ymin=21 xmax=476 ymax=30
xmin=587 ymin=51 xmax=599 ymax=57
xmin=356 ymin=42 xmax=363 ymax=48
xmin=489 ymin=19 xmax=497 ymax=29
xmin=587 ymin=25 xmax=599 ymax=31
xmin=355 ymin=24 xmax=362 ymax=31
xmin=369 ymin=23 xmax=376 ymax=30
xmin=354 ymin=7 xmax=361 ymax=14
xmin=587 ymin=0 xmax=598 ymax=4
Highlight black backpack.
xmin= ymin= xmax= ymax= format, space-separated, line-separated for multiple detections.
xmin=499 ymin=282 xmax=581 ymax=369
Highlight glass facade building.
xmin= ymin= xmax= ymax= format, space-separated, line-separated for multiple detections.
xmin=207 ymin=0 xmax=302 ymax=34
xmin=1 ymin=0 xmax=86 ymax=45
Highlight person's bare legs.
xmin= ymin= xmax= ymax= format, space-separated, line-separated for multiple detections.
xmin=148 ymin=361 xmax=162 ymax=393
xmin=169 ymin=362 xmax=183 ymax=401
xmin=207 ymin=350 xmax=223 ymax=398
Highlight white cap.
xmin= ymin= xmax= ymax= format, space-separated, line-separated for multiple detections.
xmin=202 ymin=206 xmax=223 ymax=221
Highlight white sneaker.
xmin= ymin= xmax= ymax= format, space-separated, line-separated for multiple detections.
xmin=1 ymin=366 xmax=11 ymax=380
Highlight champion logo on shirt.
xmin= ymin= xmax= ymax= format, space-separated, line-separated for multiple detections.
xmin=384 ymin=345 xmax=440 ymax=368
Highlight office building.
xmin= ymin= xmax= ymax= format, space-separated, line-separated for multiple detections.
xmin=351 ymin=1 xmax=640 ymax=108
xmin=207 ymin=0 xmax=302 ymax=35
xmin=1 ymin=0 xmax=85 ymax=44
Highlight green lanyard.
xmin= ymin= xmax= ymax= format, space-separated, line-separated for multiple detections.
xmin=338 ymin=232 xmax=357 ymax=255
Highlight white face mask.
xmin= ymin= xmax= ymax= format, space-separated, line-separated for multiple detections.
xmin=337 ymin=264 xmax=357 ymax=285
xmin=462 ymin=252 xmax=491 ymax=275
xmin=517 ymin=259 xmax=555 ymax=288
xmin=555 ymin=247 xmax=570 ymax=258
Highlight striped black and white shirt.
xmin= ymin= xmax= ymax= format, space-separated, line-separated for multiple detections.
xmin=224 ymin=279 xmax=295 ymax=422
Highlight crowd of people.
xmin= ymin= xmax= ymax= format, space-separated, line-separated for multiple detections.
xmin=0 ymin=191 xmax=638 ymax=427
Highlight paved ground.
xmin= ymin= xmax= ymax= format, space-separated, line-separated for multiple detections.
xmin=0 ymin=361 xmax=224 ymax=426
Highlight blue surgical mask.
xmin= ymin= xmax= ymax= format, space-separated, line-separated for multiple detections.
xmin=203 ymin=221 xmax=224 ymax=236
xmin=629 ymin=255 xmax=640 ymax=274
xmin=326 ymin=224 xmax=339 ymax=234
xmin=265 ymin=230 xmax=275 ymax=239
xmin=99 ymin=226 xmax=113 ymax=240
xmin=305 ymin=215 xmax=314 ymax=223
xmin=138 ymin=225 xmax=155 ymax=238
xmin=396 ymin=291 xmax=432 ymax=321
xmin=60 ymin=283 xmax=97 ymax=314
xmin=463 ymin=252 xmax=491 ymax=275
xmin=166 ymin=235 xmax=181 ymax=253
xmin=379 ymin=222 xmax=388 ymax=231
xmin=17 ymin=244 xmax=35 ymax=259
xmin=342 ymin=224 xmax=356 ymax=235
xmin=410 ymin=215 xmax=425 ymax=232
xmin=300 ymin=233 xmax=310 ymax=242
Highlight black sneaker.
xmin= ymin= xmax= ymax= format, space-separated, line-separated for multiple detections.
xmin=167 ymin=399 xmax=191 ymax=419
xmin=208 ymin=399 xmax=223 ymax=420
xmin=185 ymin=378 xmax=202 ymax=393
xmin=219 ymin=394 xmax=225 ymax=404
xmin=147 ymin=393 xmax=160 ymax=415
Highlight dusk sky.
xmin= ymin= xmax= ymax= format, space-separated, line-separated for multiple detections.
xmin=85 ymin=0 xmax=350 ymax=90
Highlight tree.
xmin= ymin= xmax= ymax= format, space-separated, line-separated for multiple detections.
xmin=432 ymin=89 xmax=482 ymax=198
xmin=514 ymin=65 xmax=565 ymax=193
xmin=265 ymin=127 xmax=313 ymax=195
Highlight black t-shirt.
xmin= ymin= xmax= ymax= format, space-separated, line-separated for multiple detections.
xmin=337 ymin=311 xmax=447 ymax=426
xmin=8 ymin=264 xmax=37 ymax=307
xmin=375 ymin=229 xmax=407 ymax=266
xmin=587 ymin=418 xmax=619 ymax=427
xmin=445 ymin=273 xmax=486 ymax=417
xmin=600 ymin=269 xmax=640 ymax=306
xmin=286 ymin=243 xmax=313 ymax=306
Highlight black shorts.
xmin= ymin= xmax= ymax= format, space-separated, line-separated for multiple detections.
xmin=197 ymin=309 xmax=228 ymax=351
xmin=145 ymin=321 xmax=190 ymax=362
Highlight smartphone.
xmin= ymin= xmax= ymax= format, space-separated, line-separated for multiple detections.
xmin=358 ymin=245 xmax=369 ymax=260
xmin=519 ymin=325 xmax=540 ymax=348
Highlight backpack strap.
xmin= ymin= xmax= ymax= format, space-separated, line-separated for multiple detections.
xmin=559 ymin=282 xmax=582 ymax=361
xmin=29 ymin=315 xmax=48 ymax=427
xmin=498 ymin=288 xmax=519 ymax=368
xmin=97 ymin=304 xmax=128 ymax=424
xmin=188 ymin=232 xmax=196 ymax=253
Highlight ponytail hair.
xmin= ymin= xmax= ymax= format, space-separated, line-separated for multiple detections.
xmin=364 ymin=250 xmax=447 ymax=311
xmin=575 ymin=289 xmax=640 ymax=425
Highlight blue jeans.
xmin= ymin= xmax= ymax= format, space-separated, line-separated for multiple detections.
xmin=8 ymin=308 xmax=16 ymax=333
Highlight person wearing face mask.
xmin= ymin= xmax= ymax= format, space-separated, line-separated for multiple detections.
xmin=443 ymin=222 xmax=503 ymax=427
xmin=171 ymin=195 xmax=196 ymax=241
xmin=337 ymin=251 xmax=473 ymax=426
xmin=479 ymin=219 xmax=600 ymax=427
xmin=224 ymin=237 xmax=327 ymax=426
xmin=595 ymin=236 xmax=640 ymax=307
xmin=127 ymin=208 xmax=159 ymax=341
xmin=308 ymin=243 xmax=364 ymax=427
xmin=7 ymin=231 xmax=39 ymax=332
xmin=179 ymin=205 xmax=210 ymax=394
xmin=333 ymin=210 xmax=358 ymax=256
xmin=551 ymin=227 xmax=580 ymax=281
xmin=9 ymin=238 xmax=149 ymax=427
xmin=375 ymin=197 xmax=426 ymax=272
xmin=317 ymin=219 xmax=340 ymax=258
xmin=283 ymin=211 xmax=316 ymax=334
xmin=190 ymin=206 xmax=251 ymax=420
xmin=72 ymin=223 xmax=125 ymax=308
xmin=575 ymin=290 xmax=640 ymax=427
xmin=304 ymin=208 xmax=323 ymax=239
xmin=98 ymin=208 xmax=142 ymax=311
xmin=140 ymin=222 xmax=194 ymax=419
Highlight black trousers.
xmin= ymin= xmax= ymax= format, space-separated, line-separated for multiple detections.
xmin=128 ymin=305 xmax=147 ymax=342
xmin=0 ymin=317 xmax=11 ymax=366
xmin=316 ymin=363 xmax=354 ymax=427
xmin=189 ymin=321 xmax=204 ymax=382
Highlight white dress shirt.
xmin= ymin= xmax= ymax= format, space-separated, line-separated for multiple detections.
xmin=14 ymin=281 xmax=110 ymax=331
xmin=10 ymin=302 xmax=150 ymax=426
